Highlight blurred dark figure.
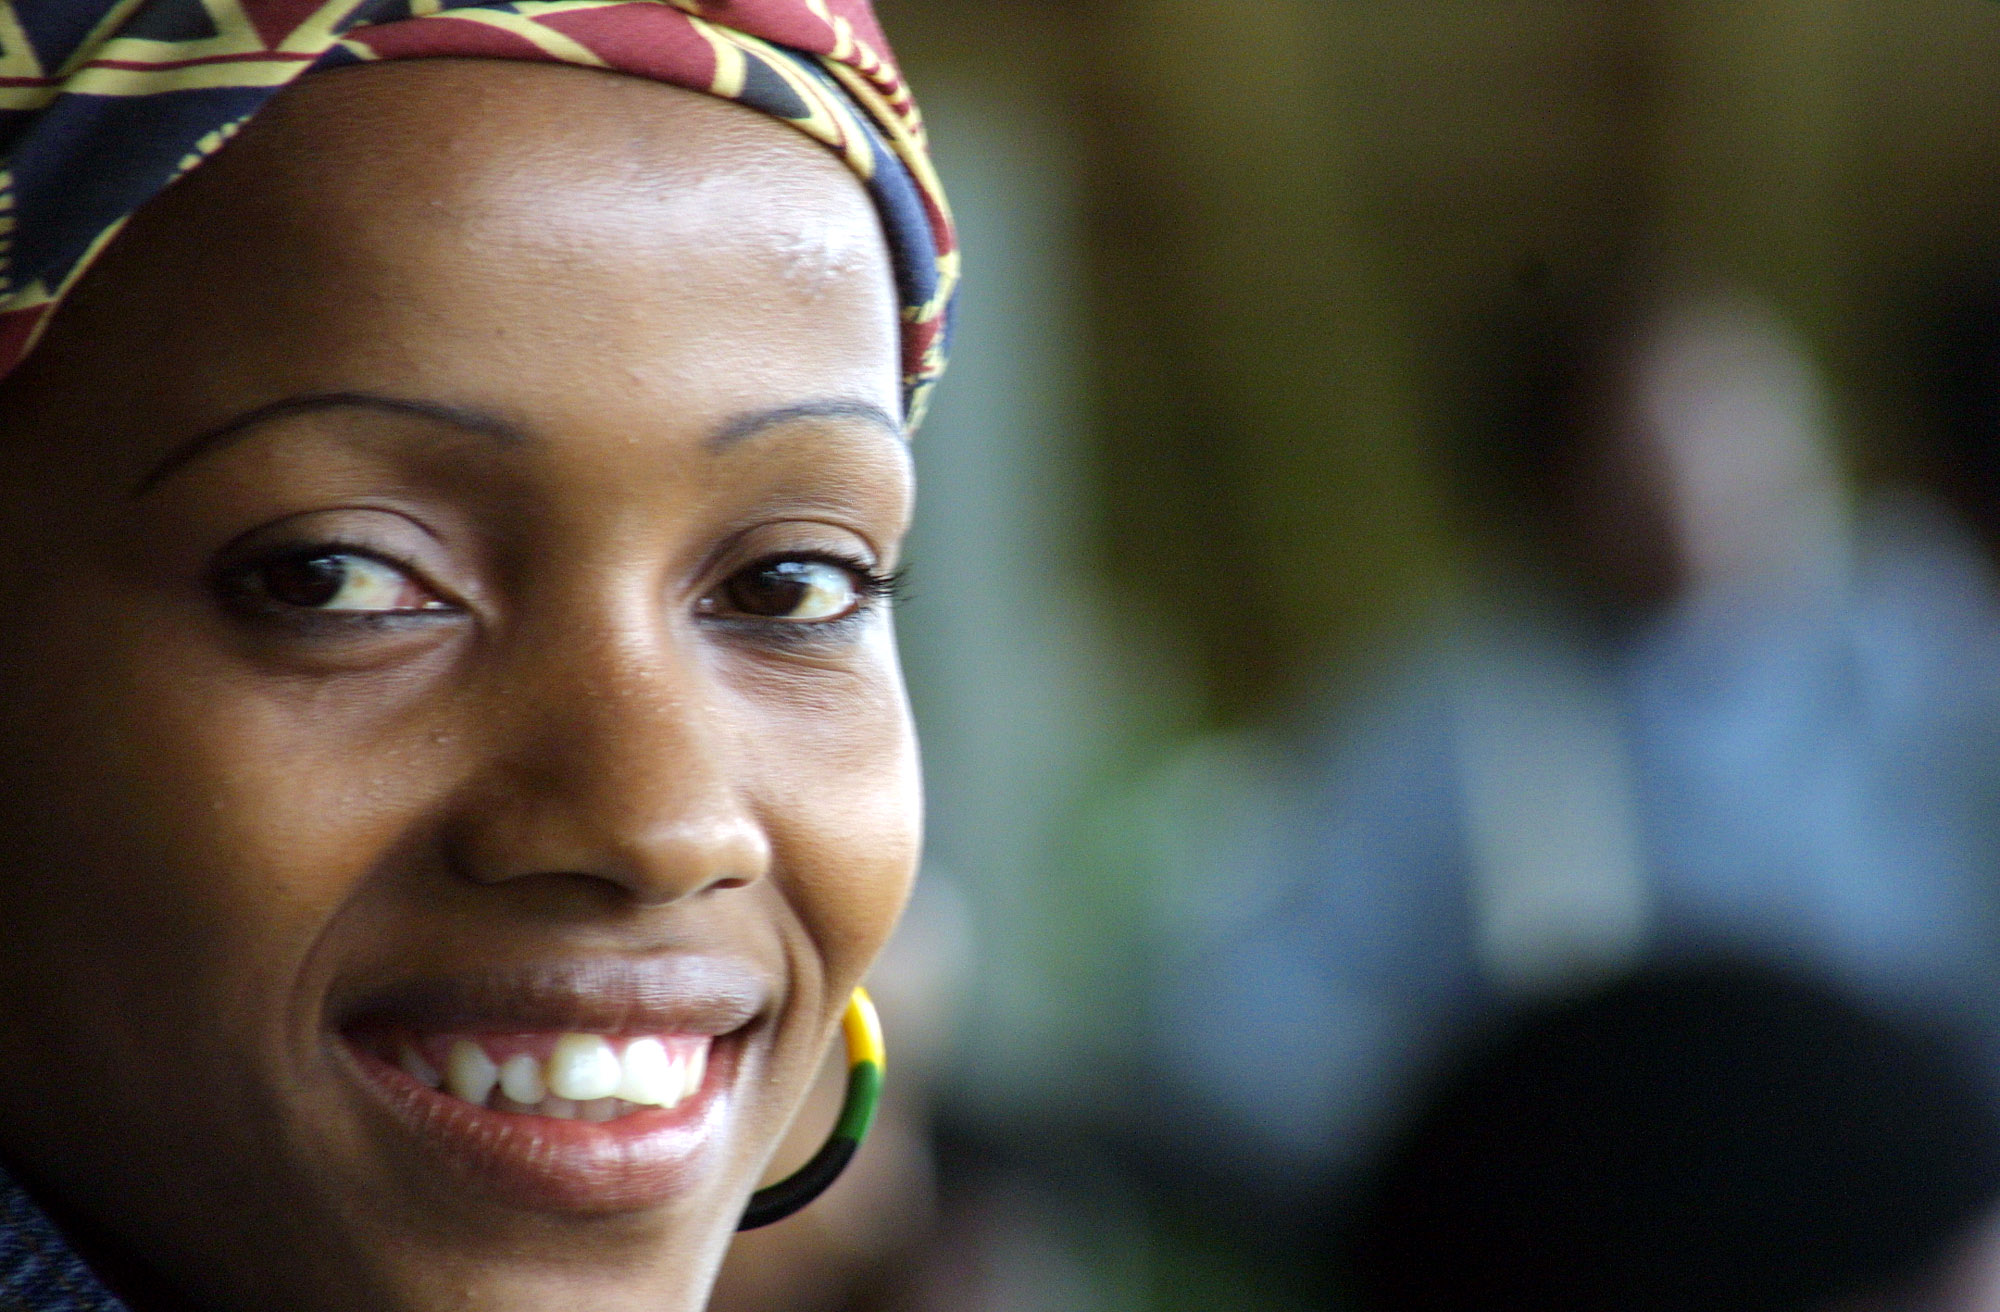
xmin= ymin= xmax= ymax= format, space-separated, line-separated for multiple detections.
xmin=1473 ymin=281 xmax=1847 ymax=612
xmin=1348 ymin=961 xmax=2000 ymax=1312
xmin=1132 ymin=284 xmax=2000 ymax=1237
xmin=1923 ymin=271 xmax=2000 ymax=562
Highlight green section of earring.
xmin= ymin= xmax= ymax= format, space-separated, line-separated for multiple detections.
xmin=737 ymin=986 xmax=885 ymax=1231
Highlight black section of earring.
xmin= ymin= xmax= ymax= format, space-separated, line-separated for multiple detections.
xmin=737 ymin=1137 xmax=860 ymax=1231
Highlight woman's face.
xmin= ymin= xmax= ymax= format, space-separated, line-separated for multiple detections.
xmin=0 ymin=60 xmax=916 ymax=1312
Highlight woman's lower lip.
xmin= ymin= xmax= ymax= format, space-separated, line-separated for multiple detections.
xmin=341 ymin=1036 xmax=737 ymax=1213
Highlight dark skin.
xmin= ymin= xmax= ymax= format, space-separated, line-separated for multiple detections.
xmin=0 ymin=59 xmax=917 ymax=1312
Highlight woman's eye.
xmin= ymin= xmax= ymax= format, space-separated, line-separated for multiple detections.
xmin=245 ymin=551 xmax=447 ymax=614
xmin=714 ymin=558 xmax=869 ymax=623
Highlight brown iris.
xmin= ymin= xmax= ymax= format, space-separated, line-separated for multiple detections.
xmin=721 ymin=559 xmax=857 ymax=621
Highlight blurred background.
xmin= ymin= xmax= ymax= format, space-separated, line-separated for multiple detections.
xmin=715 ymin=4 xmax=2000 ymax=1309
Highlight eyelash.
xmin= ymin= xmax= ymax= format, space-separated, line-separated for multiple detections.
xmin=777 ymin=551 xmax=904 ymax=604
xmin=703 ymin=551 xmax=905 ymax=644
xmin=216 ymin=540 xmax=454 ymax=629
xmin=219 ymin=543 xmax=903 ymax=635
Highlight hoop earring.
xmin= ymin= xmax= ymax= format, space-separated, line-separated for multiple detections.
xmin=738 ymin=986 xmax=886 ymax=1231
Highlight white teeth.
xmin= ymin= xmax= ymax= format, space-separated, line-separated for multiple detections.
xmin=498 ymin=1053 xmax=545 ymax=1105
xmin=615 ymin=1037 xmax=679 ymax=1108
xmin=445 ymin=1039 xmax=498 ymax=1106
xmin=397 ymin=1044 xmax=442 ymax=1089
xmin=682 ymin=1042 xmax=707 ymax=1102
xmin=663 ymin=1054 xmax=688 ymax=1107
xmin=548 ymin=1033 xmax=622 ymax=1102
xmin=423 ymin=1034 xmax=712 ymax=1117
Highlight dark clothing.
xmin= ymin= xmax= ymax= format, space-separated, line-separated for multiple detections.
xmin=0 ymin=1164 xmax=123 ymax=1312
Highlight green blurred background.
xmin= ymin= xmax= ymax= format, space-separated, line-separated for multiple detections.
xmin=718 ymin=6 xmax=2000 ymax=1308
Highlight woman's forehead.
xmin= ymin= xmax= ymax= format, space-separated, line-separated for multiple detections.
xmin=0 ymin=62 xmax=902 ymax=498
xmin=207 ymin=63 xmax=885 ymax=259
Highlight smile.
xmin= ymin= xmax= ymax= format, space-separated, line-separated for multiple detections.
xmin=372 ymin=1030 xmax=710 ymax=1120
xmin=333 ymin=959 xmax=767 ymax=1213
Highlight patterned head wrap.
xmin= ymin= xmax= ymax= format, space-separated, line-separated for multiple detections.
xmin=0 ymin=0 xmax=957 ymax=423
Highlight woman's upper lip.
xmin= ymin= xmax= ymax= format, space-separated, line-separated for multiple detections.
xmin=332 ymin=955 xmax=769 ymax=1036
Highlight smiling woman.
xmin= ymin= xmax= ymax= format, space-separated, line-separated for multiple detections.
xmin=0 ymin=4 xmax=954 ymax=1311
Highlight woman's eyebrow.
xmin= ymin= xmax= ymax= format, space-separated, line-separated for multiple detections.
xmin=131 ymin=391 xmax=528 ymax=497
xmin=708 ymin=400 xmax=903 ymax=451
xmin=130 ymin=392 xmax=904 ymax=498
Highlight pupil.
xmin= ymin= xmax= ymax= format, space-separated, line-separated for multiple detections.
xmin=263 ymin=555 xmax=346 ymax=608
xmin=730 ymin=561 xmax=813 ymax=615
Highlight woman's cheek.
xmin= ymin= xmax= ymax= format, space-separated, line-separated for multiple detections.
xmin=1 ymin=623 xmax=425 ymax=989
xmin=0 ymin=660 xmax=310 ymax=1136
xmin=734 ymin=645 xmax=922 ymax=975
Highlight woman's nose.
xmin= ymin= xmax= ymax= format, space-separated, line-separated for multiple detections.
xmin=444 ymin=630 xmax=772 ymax=906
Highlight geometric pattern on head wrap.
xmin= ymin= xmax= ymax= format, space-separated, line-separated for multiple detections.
xmin=0 ymin=0 xmax=957 ymax=424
